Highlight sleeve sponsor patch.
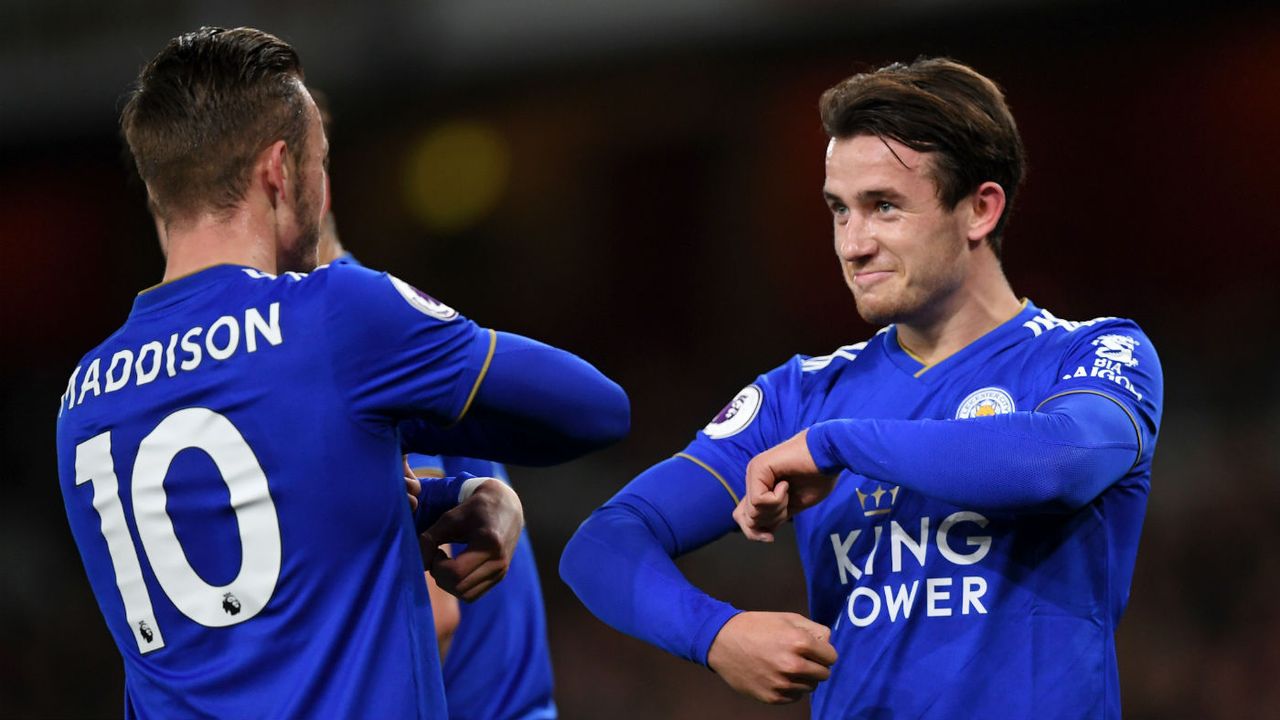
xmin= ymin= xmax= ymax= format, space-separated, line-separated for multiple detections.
xmin=1061 ymin=333 xmax=1144 ymax=399
xmin=387 ymin=274 xmax=459 ymax=321
xmin=1091 ymin=334 xmax=1140 ymax=367
xmin=703 ymin=384 xmax=763 ymax=439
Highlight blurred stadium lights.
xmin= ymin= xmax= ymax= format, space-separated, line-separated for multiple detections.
xmin=402 ymin=120 xmax=510 ymax=234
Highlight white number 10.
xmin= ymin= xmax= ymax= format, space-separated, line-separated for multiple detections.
xmin=75 ymin=407 xmax=282 ymax=653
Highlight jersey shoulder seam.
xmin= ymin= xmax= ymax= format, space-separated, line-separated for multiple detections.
xmin=799 ymin=331 xmax=881 ymax=374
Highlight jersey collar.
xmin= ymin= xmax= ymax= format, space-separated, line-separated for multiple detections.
xmin=882 ymin=299 xmax=1041 ymax=382
xmin=131 ymin=264 xmax=257 ymax=317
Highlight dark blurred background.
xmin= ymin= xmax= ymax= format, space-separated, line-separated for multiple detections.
xmin=4 ymin=0 xmax=1279 ymax=717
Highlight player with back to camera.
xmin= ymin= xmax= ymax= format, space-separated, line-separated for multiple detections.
xmin=561 ymin=57 xmax=1162 ymax=718
xmin=317 ymin=208 xmax=560 ymax=719
xmin=56 ymin=26 xmax=628 ymax=719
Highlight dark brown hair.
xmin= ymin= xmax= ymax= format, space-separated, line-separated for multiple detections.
xmin=819 ymin=58 xmax=1026 ymax=256
xmin=121 ymin=27 xmax=311 ymax=222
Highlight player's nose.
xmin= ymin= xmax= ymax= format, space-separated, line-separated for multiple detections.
xmin=835 ymin=219 xmax=877 ymax=262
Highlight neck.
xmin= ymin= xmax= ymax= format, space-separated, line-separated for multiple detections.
xmin=316 ymin=235 xmax=345 ymax=266
xmin=161 ymin=210 xmax=277 ymax=283
xmin=896 ymin=260 xmax=1022 ymax=367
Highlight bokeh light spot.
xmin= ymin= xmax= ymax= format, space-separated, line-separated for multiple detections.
xmin=402 ymin=121 xmax=509 ymax=234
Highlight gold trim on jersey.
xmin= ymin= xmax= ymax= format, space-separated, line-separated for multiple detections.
xmin=673 ymin=452 xmax=740 ymax=506
xmin=450 ymin=328 xmax=498 ymax=426
xmin=903 ymin=299 xmax=1031 ymax=378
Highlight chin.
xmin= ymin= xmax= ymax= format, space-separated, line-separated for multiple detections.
xmin=851 ymin=289 xmax=899 ymax=327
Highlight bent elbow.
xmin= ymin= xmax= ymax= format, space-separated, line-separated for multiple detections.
xmin=1028 ymin=471 xmax=1108 ymax=514
xmin=591 ymin=379 xmax=631 ymax=446
xmin=558 ymin=523 xmax=595 ymax=595
xmin=528 ymin=380 xmax=630 ymax=466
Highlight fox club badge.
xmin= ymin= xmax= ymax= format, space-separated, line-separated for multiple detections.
xmin=955 ymin=387 xmax=1015 ymax=419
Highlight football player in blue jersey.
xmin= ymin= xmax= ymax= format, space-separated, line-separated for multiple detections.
xmin=56 ymin=26 xmax=627 ymax=719
xmin=561 ymin=57 xmax=1161 ymax=718
xmin=317 ymin=211 xmax=559 ymax=719
xmin=410 ymin=455 xmax=559 ymax=720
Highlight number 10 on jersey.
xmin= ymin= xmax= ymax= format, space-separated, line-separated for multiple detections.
xmin=74 ymin=408 xmax=282 ymax=653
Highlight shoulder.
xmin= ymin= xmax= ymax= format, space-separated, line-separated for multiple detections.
xmin=1019 ymin=307 xmax=1156 ymax=352
xmin=752 ymin=330 xmax=885 ymax=404
xmin=799 ymin=329 xmax=887 ymax=375
xmin=299 ymin=262 xmax=462 ymax=323
xmin=795 ymin=327 xmax=889 ymax=388
xmin=1018 ymin=308 xmax=1161 ymax=394
xmin=1019 ymin=306 xmax=1147 ymax=340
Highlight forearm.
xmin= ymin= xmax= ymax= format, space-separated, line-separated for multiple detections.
xmin=401 ymin=331 xmax=629 ymax=465
xmin=560 ymin=500 xmax=740 ymax=665
xmin=560 ymin=457 xmax=743 ymax=665
xmin=806 ymin=393 xmax=1140 ymax=513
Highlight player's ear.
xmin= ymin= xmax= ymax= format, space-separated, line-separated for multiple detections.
xmin=258 ymin=140 xmax=291 ymax=210
xmin=964 ymin=181 xmax=1006 ymax=246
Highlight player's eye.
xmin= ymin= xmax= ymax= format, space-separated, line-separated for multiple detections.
xmin=875 ymin=201 xmax=895 ymax=214
xmin=829 ymin=203 xmax=849 ymax=219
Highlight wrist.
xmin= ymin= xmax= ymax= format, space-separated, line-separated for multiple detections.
xmin=806 ymin=422 xmax=842 ymax=473
xmin=458 ymin=475 xmax=490 ymax=503
xmin=695 ymin=605 xmax=745 ymax=668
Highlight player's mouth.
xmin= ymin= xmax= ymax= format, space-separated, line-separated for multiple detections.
xmin=852 ymin=270 xmax=894 ymax=287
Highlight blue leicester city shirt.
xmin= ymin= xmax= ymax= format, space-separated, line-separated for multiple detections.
xmin=408 ymin=454 xmax=558 ymax=720
xmin=55 ymin=262 xmax=496 ymax=719
xmin=679 ymin=302 xmax=1162 ymax=719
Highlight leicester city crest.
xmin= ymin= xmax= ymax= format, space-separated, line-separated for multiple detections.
xmin=955 ymin=386 xmax=1015 ymax=419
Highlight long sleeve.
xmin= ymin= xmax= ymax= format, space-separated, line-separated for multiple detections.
xmin=400 ymin=331 xmax=630 ymax=466
xmin=560 ymin=457 xmax=742 ymax=665
xmin=806 ymin=391 xmax=1140 ymax=513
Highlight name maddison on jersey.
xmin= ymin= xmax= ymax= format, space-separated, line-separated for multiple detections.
xmin=59 ymin=302 xmax=282 ymax=416
xmin=828 ymin=487 xmax=993 ymax=630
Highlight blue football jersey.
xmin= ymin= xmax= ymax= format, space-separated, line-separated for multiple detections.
xmin=56 ymin=262 xmax=497 ymax=719
xmin=679 ymin=301 xmax=1162 ymax=719
xmin=407 ymin=454 xmax=557 ymax=720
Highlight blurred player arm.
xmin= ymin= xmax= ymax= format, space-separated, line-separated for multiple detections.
xmin=560 ymin=456 xmax=836 ymax=704
xmin=400 ymin=331 xmax=630 ymax=466
xmin=740 ymin=391 xmax=1142 ymax=539
xmin=425 ymin=559 xmax=460 ymax=659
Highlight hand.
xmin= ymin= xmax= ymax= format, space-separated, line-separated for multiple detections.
xmin=706 ymin=611 xmax=838 ymax=704
xmin=404 ymin=455 xmax=422 ymax=513
xmin=735 ymin=429 xmax=836 ymax=542
xmin=423 ymin=550 xmax=461 ymax=659
xmin=421 ymin=479 xmax=524 ymax=602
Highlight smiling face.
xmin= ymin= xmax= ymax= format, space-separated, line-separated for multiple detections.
xmin=823 ymin=134 xmax=973 ymax=328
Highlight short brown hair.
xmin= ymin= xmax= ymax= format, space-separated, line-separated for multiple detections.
xmin=819 ymin=58 xmax=1026 ymax=255
xmin=121 ymin=27 xmax=311 ymax=222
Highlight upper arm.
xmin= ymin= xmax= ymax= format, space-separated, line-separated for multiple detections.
xmin=397 ymin=331 xmax=629 ymax=465
xmin=323 ymin=264 xmax=493 ymax=427
xmin=1038 ymin=320 xmax=1163 ymax=464
xmin=671 ymin=358 xmax=805 ymax=510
